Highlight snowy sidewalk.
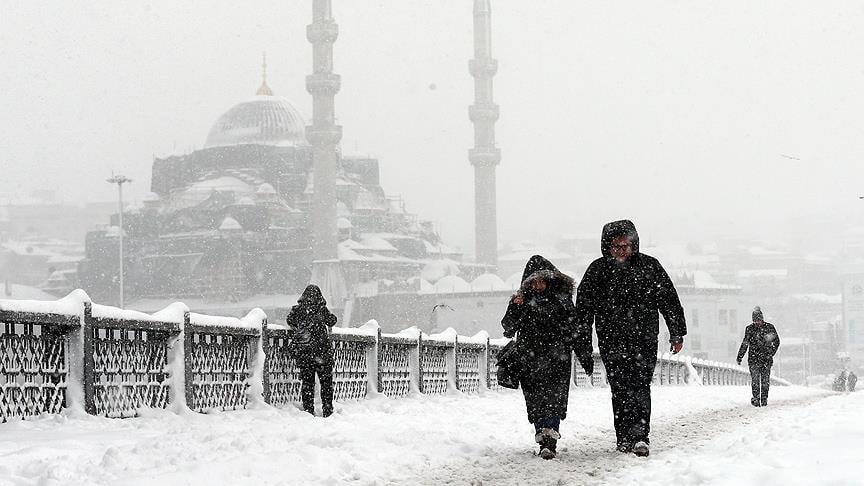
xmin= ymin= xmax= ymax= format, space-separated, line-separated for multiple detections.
xmin=0 ymin=386 xmax=852 ymax=486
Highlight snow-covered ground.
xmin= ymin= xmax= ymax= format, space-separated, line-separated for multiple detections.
xmin=0 ymin=385 xmax=859 ymax=486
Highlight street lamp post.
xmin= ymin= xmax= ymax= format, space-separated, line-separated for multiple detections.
xmin=106 ymin=175 xmax=132 ymax=308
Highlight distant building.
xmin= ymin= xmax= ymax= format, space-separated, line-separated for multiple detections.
xmin=78 ymin=82 xmax=459 ymax=307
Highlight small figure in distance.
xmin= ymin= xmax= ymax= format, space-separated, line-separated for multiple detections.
xmin=736 ymin=306 xmax=780 ymax=407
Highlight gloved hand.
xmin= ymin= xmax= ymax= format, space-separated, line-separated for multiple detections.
xmin=736 ymin=358 xmax=742 ymax=366
xmin=578 ymin=354 xmax=594 ymax=376
xmin=669 ymin=336 xmax=684 ymax=354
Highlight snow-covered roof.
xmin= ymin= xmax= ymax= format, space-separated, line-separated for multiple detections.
xmin=738 ymin=269 xmax=788 ymax=278
xmin=498 ymin=248 xmax=573 ymax=263
xmin=470 ymin=274 xmax=509 ymax=292
xmin=421 ymin=259 xmax=461 ymax=283
xmin=0 ymin=283 xmax=57 ymax=301
xmin=219 ymin=217 xmax=242 ymax=231
xmin=791 ymin=293 xmax=842 ymax=305
xmin=358 ymin=236 xmax=398 ymax=252
xmin=691 ymin=271 xmax=740 ymax=290
xmin=408 ymin=277 xmax=435 ymax=294
xmin=434 ymin=275 xmax=471 ymax=293
xmin=505 ymin=272 xmax=523 ymax=290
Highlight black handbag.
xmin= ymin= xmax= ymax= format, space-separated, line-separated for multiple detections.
xmin=495 ymin=339 xmax=523 ymax=389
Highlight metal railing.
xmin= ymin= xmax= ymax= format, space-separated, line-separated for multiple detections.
xmin=1 ymin=291 xmax=770 ymax=422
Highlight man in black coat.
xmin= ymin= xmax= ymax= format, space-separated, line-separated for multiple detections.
xmin=574 ymin=220 xmax=687 ymax=457
xmin=737 ymin=306 xmax=780 ymax=407
xmin=501 ymin=255 xmax=587 ymax=460
xmin=286 ymin=284 xmax=338 ymax=417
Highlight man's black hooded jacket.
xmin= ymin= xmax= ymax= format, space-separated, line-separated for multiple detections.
xmin=574 ymin=220 xmax=687 ymax=356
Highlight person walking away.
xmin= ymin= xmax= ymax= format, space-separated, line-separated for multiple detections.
xmin=574 ymin=220 xmax=687 ymax=457
xmin=848 ymin=371 xmax=858 ymax=392
xmin=736 ymin=306 xmax=780 ymax=407
xmin=833 ymin=370 xmax=848 ymax=392
xmin=286 ymin=284 xmax=338 ymax=417
xmin=501 ymin=255 xmax=587 ymax=460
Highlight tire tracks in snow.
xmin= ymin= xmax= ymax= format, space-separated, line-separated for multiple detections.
xmin=409 ymin=391 xmax=831 ymax=486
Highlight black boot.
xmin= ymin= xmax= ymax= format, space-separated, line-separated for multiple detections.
xmin=539 ymin=437 xmax=557 ymax=460
xmin=632 ymin=441 xmax=650 ymax=457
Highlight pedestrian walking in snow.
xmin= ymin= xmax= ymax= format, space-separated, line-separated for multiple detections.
xmin=848 ymin=371 xmax=858 ymax=392
xmin=833 ymin=370 xmax=848 ymax=392
xmin=573 ymin=220 xmax=687 ymax=457
xmin=501 ymin=255 xmax=585 ymax=460
xmin=736 ymin=306 xmax=780 ymax=407
xmin=286 ymin=284 xmax=338 ymax=417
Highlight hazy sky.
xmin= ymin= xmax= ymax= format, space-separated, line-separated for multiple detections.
xmin=2 ymin=1 xmax=864 ymax=255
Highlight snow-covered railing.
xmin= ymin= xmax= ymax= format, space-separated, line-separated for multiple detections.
xmin=264 ymin=323 xmax=500 ymax=406
xmin=0 ymin=291 xmax=780 ymax=422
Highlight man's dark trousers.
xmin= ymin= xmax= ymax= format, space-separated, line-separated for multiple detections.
xmin=602 ymin=338 xmax=658 ymax=446
xmin=749 ymin=360 xmax=771 ymax=406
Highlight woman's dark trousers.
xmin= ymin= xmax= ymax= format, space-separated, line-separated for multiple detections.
xmin=749 ymin=361 xmax=772 ymax=406
xmin=300 ymin=360 xmax=334 ymax=416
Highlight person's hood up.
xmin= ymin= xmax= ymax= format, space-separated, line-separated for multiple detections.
xmin=601 ymin=219 xmax=640 ymax=258
xmin=298 ymin=284 xmax=327 ymax=309
xmin=519 ymin=255 xmax=575 ymax=296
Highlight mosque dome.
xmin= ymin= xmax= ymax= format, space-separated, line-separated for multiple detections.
xmin=204 ymin=95 xmax=307 ymax=148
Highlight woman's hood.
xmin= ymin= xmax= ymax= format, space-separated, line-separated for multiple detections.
xmin=519 ymin=255 xmax=574 ymax=295
xmin=298 ymin=284 xmax=327 ymax=308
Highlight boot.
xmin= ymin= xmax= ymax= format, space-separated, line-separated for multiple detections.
xmin=750 ymin=397 xmax=760 ymax=407
xmin=538 ymin=436 xmax=557 ymax=460
xmin=632 ymin=441 xmax=649 ymax=457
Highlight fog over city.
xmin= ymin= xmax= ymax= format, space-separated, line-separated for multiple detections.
xmin=3 ymin=1 xmax=863 ymax=254
xmin=4 ymin=3 xmax=864 ymax=484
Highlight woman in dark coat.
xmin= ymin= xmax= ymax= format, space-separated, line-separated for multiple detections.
xmin=286 ymin=284 xmax=338 ymax=417
xmin=501 ymin=255 xmax=586 ymax=459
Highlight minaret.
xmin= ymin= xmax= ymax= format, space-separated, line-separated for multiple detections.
xmin=257 ymin=52 xmax=273 ymax=96
xmin=307 ymin=0 xmax=347 ymax=306
xmin=469 ymin=0 xmax=501 ymax=272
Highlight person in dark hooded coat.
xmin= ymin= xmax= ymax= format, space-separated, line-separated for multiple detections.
xmin=286 ymin=284 xmax=338 ymax=417
xmin=736 ymin=306 xmax=780 ymax=406
xmin=501 ymin=255 xmax=588 ymax=460
xmin=574 ymin=220 xmax=687 ymax=457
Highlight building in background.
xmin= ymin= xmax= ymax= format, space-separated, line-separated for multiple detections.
xmin=78 ymin=79 xmax=460 ymax=311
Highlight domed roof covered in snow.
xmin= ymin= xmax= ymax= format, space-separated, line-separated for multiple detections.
xmin=205 ymin=94 xmax=307 ymax=149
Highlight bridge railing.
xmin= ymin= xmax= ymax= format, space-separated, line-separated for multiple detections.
xmin=1 ymin=291 xmax=770 ymax=422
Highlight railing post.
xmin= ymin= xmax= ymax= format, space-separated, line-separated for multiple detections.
xmin=417 ymin=333 xmax=424 ymax=394
xmin=260 ymin=317 xmax=271 ymax=405
xmin=483 ymin=336 xmax=491 ymax=390
xmin=368 ymin=327 xmax=381 ymax=395
xmin=183 ymin=311 xmax=194 ymax=411
xmin=82 ymin=302 xmax=96 ymax=415
xmin=450 ymin=336 xmax=459 ymax=392
xmin=63 ymin=302 xmax=87 ymax=415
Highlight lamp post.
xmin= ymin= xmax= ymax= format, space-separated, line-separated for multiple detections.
xmin=106 ymin=175 xmax=131 ymax=308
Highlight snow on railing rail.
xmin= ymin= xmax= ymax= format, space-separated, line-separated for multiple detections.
xmin=0 ymin=290 xmax=769 ymax=422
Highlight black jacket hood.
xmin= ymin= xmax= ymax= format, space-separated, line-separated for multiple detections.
xmin=519 ymin=255 xmax=575 ymax=296
xmin=601 ymin=220 xmax=640 ymax=258
xmin=298 ymin=284 xmax=327 ymax=308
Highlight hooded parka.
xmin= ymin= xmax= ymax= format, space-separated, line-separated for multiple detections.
xmin=501 ymin=255 xmax=578 ymax=424
xmin=286 ymin=285 xmax=338 ymax=415
xmin=286 ymin=284 xmax=338 ymax=367
xmin=574 ymin=220 xmax=686 ymax=446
